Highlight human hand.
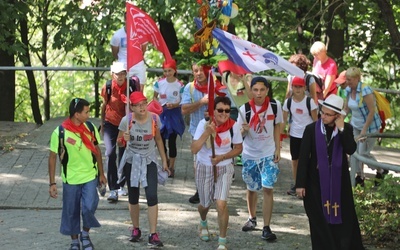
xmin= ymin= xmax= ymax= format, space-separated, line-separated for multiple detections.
xmin=200 ymin=94 xmax=209 ymax=105
xmin=123 ymin=131 xmax=130 ymax=142
xmin=99 ymin=174 xmax=107 ymax=186
xmin=296 ymin=188 xmax=305 ymax=198
xmin=49 ymin=185 xmax=58 ymax=199
xmin=334 ymin=115 xmax=344 ymax=131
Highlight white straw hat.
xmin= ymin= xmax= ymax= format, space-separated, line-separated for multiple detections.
xmin=318 ymin=95 xmax=347 ymax=116
xmin=110 ymin=62 xmax=126 ymax=73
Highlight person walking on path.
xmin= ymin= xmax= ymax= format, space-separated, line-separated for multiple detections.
xmin=236 ymin=77 xmax=283 ymax=241
xmin=100 ymin=62 xmax=129 ymax=202
xmin=116 ymin=92 xmax=169 ymax=248
xmin=153 ymin=59 xmax=185 ymax=177
xmin=296 ymin=94 xmax=365 ymax=250
xmin=310 ymin=41 xmax=338 ymax=100
xmin=281 ymin=76 xmax=318 ymax=196
xmin=191 ymin=96 xmax=243 ymax=250
xmin=342 ymin=67 xmax=384 ymax=187
xmin=181 ymin=63 xmax=210 ymax=204
xmin=48 ymin=98 xmax=107 ymax=250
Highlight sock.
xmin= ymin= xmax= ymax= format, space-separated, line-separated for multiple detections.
xmin=200 ymin=219 xmax=208 ymax=227
xmin=71 ymin=238 xmax=79 ymax=244
xmin=81 ymin=230 xmax=92 ymax=250
xmin=249 ymin=217 xmax=256 ymax=222
xmin=218 ymin=237 xmax=227 ymax=245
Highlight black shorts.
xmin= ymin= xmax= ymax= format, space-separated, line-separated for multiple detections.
xmin=290 ymin=136 xmax=303 ymax=160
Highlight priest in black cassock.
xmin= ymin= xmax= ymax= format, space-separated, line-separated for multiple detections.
xmin=296 ymin=94 xmax=365 ymax=250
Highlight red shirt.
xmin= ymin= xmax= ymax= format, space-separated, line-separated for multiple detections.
xmin=101 ymin=80 xmax=127 ymax=126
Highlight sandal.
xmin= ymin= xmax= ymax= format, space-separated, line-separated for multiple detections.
xmin=69 ymin=242 xmax=80 ymax=250
xmin=80 ymin=233 xmax=94 ymax=250
xmin=168 ymin=169 xmax=175 ymax=178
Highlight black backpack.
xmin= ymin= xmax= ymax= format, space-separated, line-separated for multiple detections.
xmin=244 ymin=99 xmax=278 ymax=125
xmin=58 ymin=121 xmax=97 ymax=169
xmin=106 ymin=76 xmax=140 ymax=103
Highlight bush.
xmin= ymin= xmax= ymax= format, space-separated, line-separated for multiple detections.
xmin=354 ymin=174 xmax=400 ymax=248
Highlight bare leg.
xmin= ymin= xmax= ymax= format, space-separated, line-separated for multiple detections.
xmin=129 ymin=203 xmax=140 ymax=228
xmin=147 ymin=204 xmax=158 ymax=234
xmin=216 ymin=200 xmax=229 ymax=238
xmin=246 ymin=190 xmax=258 ymax=218
xmin=262 ymin=188 xmax=274 ymax=226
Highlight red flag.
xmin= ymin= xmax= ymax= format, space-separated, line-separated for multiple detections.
xmin=207 ymin=68 xmax=215 ymax=119
xmin=126 ymin=3 xmax=173 ymax=70
xmin=218 ymin=60 xmax=250 ymax=75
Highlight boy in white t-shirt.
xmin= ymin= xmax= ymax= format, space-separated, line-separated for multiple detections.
xmin=236 ymin=77 xmax=283 ymax=241
xmin=281 ymin=76 xmax=318 ymax=196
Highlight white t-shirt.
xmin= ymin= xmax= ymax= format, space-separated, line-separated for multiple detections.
xmin=237 ymin=100 xmax=283 ymax=160
xmin=193 ymin=119 xmax=243 ymax=166
xmin=282 ymin=96 xmax=318 ymax=138
xmin=110 ymin=27 xmax=147 ymax=84
xmin=153 ymin=78 xmax=184 ymax=106
xmin=110 ymin=27 xmax=127 ymax=63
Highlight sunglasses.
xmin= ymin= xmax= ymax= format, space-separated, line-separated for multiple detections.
xmin=216 ymin=108 xmax=231 ymax=114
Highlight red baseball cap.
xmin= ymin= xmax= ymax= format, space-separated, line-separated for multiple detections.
xmin=335 ymin=70 xmax=347 ymax=85
xmin=292 ymin=76 xmax=306 ymax=87
xmin=121 ymin=92 xmax=147 ymax=105
xmin=147 ymin=100 xmax=163 ymax=115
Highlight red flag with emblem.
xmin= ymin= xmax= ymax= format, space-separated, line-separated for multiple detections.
xmin=126 ymin=3 xmax=173 ymax=70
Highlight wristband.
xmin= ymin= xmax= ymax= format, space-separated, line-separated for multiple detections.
xmin=49 ymin=183 xmax=56 ymax=186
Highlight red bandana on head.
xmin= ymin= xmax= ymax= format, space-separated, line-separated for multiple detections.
xmin=249 ymin=97 xmax=270 ymax=130
xmin=214 ymin=118 xmax=236 ymax=147
xmin=61 ymin=118 xmax=98 ymax=155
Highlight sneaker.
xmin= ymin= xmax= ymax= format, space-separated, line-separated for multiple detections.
xmin=148 ymin=233 xmax=163 ymax=247
xmin=286 ymin=185 xmax=296 ymax=196
xmin=69 ymin=242 xmax=80 ymax=250
xmin=129 ymin=227 xmax=141 ymax=242
xmin=118 ymin=187 xmax=128 ymax=196
xmin=242 ymin=218 xmax=257 ymax=231
xmin=189 ymin=191 xmax=200 ymax=204
xmin=261 ymin=226 xmax=277 ymax=241
xmin=107 ymin=190 xmax=118 ymax=202
xmin=355 ymin=176 xmax=365 ymax=187
xmin=79 ymin=232 xmax=94 ymax=249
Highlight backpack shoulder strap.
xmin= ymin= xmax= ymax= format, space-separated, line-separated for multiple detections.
xmin=287 ymin=97 xmax=292 ymax=121
xmin=151 ymin=113 xmax=157 ymax=137
xmin=106 ymin=80 xmax=112 ymax=103
xmin=84 ymin=121 xmax=98 ymax=145
xmin=306 ymin=96 xmax=312 ymax=117
xmin=190 ymin=81 xmax=195 ymax=103
xmin=244 ymin=102 xmax=251 ymax=124
xmin=270 ymin=99 xmax=277 ymax=125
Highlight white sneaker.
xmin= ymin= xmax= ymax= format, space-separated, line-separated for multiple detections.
xmin=118 ymin=187 xmax=127 ymax=196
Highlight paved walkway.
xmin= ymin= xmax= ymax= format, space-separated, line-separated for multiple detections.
xmin=0 ymin=118 xmax=397 ymax=249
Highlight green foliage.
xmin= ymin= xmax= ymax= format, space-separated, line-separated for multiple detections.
xmin=354 ymin=175 xmax=400 ymax=247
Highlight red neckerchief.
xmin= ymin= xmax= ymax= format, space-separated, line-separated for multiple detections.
xmin=214 ymin=118 xmax=235 ymax=147
xmin=112 ymin=80 xmax=127 ymax=100
xmin=249 ymin=97 xmax=269 ymax=130
xmin=194 ymin=79 xmax=208 ymax=94
xmin=61 ymin=118 xmax=98 ymax=155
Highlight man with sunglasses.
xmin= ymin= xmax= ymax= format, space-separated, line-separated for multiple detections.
xmin=48 ymin=98 xmax=106 ymax=250
xmin=237 ymin=77 xmax=283 ymax=242
xmin=296 ymin=95 xmax=364 ymax=249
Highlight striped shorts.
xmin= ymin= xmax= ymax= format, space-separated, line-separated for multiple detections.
xmin=195 ymin=162 xmax=234 ymax=208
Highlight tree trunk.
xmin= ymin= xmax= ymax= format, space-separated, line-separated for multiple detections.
xmin=20 ymin=18 xmax=43 ymax=125
xmin=375 ymin=0 xmax=400 ymax=62
xmin=0 ymin=35 xmax=15 ymax=121
xmin=326 ymin=0 xmax=346 ymax=67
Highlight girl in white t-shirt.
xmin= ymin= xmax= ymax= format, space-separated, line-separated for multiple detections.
xmin=191 ymin=96 xmax=243 ymax=250
xmin=282 ymin=76 xmax=318 ymax=196
xmin=153 ymin=60 xmax=185 ymax=177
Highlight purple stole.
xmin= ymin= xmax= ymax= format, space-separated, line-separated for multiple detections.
xmin=315 ymin=119 xmax=343 ymax=224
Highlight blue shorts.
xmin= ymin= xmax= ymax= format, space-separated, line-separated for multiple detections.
xmin=242 ymin=155 xmax=280 ymax=190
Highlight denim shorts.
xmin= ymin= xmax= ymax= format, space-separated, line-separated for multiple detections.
xmin=242 ymin=155 xmax=280 ymax=190
xmin=60 ymin=178 xmax=100 ymax=235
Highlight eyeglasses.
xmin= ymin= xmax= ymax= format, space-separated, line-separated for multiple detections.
xmin=131 ymin=102 xmax=147 ymax=108
xmin=320 ymin=110 xmax=336 ymax=117
xmin=216 ymin=108 xmax=231 ymax=114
